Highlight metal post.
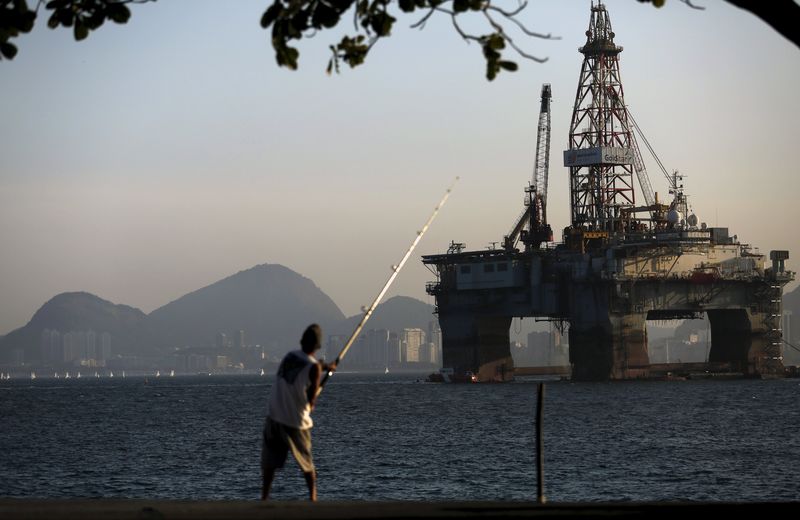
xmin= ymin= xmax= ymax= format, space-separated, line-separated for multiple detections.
xmin=536 ymin=382 xmax=546 ymax=504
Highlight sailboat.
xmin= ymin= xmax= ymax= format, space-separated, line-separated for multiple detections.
xmin=30 ymin=372 xmax=36 ymax=380
xmin=169 ymin=370 xmax=175 ymax=377
xmin=77 ymin=372 xmax=81 ymax=379
xmin=109 ymin=371 xmax=114 ymax=378
xmin=122 ymin=371 xmax=126 ymax=378
xmin=155 ymin=370 xmax=161 ymax=377
xmin=384 ymin=366 xmax=389 ymax=375
xmin=260 ymin=368 xmax=265 ymax=376
xmin=65 ymin=372 xmax=70 ymax=379
xmin=94 ymin=371 xmax=100 ymax=378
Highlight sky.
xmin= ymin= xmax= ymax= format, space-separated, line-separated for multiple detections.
xmin=1 ymin=0 xmax=798 ymax=335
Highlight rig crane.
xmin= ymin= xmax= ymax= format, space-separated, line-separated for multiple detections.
xmin=504 ymin=84 xmax=553 ymax=250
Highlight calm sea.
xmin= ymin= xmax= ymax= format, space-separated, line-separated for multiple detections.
xmin=1 ymin=374 xmax=798 ymax=502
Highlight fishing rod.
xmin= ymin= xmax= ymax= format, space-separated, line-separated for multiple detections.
xmin=318 ymin=177 xmax=459 ymax=393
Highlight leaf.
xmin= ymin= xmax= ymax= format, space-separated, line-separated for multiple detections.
xmin=0 ymin=42 xmax=18 ymax=60
xmin=57 ymin=8 xmax=73 ymax=28
xmin=107 ymin=4 xmax=131 ymax=24
xmin=398 ymin=0 xmax=415 ymax=12
xmin=19 ymin=11 xmax=36 ymax=33
xmin=487 ymin=33 xmax=504 ymax=50
xmin=453 ymin=0 xmax=469 ymax=13
xmin=369 ymin=11 xmax=394 ymax=37
xmin=47 ymin=11 xmax=60 ymax=29
xmin=276 ymin=44 xmax=299 ymax=70
xmin=498 ymin=60 xmax=517 ymax=71
xmin=312 ymin=3 xmax=340 ymax=30
xmin=74 ymin=21 xmax=88 ymax=41
xmin=260 ymin=3 xmax=282 ymax=29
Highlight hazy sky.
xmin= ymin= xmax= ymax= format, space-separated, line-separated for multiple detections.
xmin=1 ymin=1 xmax=798 ymax=335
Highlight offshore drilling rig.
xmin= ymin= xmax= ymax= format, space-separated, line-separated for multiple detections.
xmin=422 ymin=2 xmax=794 ymax=382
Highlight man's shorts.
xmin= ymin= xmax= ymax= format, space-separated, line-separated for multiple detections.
xmin=261 ymin=416 xmax=315 ymax=473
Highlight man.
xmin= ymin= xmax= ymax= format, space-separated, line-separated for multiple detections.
xmin=261 ymin=324 xmax=336 ymax=501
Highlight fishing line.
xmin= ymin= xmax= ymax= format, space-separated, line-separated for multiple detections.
xmin=318 ymin=177 xmax=459 ymax=394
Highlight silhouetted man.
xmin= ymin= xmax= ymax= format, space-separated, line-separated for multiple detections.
xmin=261 ymin=324 xmax=336 ymax=501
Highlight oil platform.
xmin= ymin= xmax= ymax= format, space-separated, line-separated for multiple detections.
xmin=422 ymin=3 xmax=793 ymax=382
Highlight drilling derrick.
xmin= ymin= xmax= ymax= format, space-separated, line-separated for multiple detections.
xmin=565 ymin=2 xmax=636 ymax=245
xmin=423 ymin=2 xmax=793 ymax=383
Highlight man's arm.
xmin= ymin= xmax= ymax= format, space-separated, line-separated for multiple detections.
xmin=307 ymin=363 xmax=321 ymax=410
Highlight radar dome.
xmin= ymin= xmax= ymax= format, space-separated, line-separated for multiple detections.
xmin=687 ymin=214 xmax=698 ymax=227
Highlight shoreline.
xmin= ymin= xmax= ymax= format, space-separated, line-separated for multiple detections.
xmin=1 ymin=499 xmax=796 ymax=519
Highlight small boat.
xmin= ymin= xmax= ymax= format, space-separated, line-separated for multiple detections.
xmin=426 ymin=367 xmax=477 ymax=384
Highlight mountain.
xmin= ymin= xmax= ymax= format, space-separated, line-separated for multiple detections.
xmin=330 ymin=295 xmax=437 ymax=337
xmin=0 ymin=292 xmax=150 ymax=363
xmin=147 ymin=263 xmax=345 ymax=353
xmin=0 ymin=265 xmax=430 ymax=366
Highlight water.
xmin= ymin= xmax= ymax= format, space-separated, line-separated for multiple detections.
xmin=1 ymin=374 xmax=799 ymax=501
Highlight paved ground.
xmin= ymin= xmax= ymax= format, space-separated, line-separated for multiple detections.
xmin=0 ymin=500 xmax=795 ymax=519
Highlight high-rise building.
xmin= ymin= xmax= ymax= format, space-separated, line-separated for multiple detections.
xmin=366 ymin=329 xmax=390 ymax=369
xmin=326 ymin=335 xmax=347 ymax=365
xmin=236 ymin=330 xmax=246 ymax=349
xmin=403 ymin=328 xmax=425 ymax=363
xmin=387 ymin=332 xmax=402 ymax=368
xmin=428 ymin=320 xmax=442 ymax=366
xmin=86 ymin=329 xmax=97 ymax=360
xmin=216 ymin=332 xmax=228 ymax=349
xmin=100 ymin=332 xmax=112 ymax=362
xmin=783 ymin=311 xmax=793 ymax=344
xmin=62 ymin=332 xmax=74 ymax=363
xmin=41 ymin=329 xmax=51 ymax=364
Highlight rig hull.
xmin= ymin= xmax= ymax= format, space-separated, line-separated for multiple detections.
xmin=424 ymin=235 xmax=792 ymax=382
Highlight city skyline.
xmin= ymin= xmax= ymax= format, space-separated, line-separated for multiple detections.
xmin=1 ymin=1 xmax=798 ymax=336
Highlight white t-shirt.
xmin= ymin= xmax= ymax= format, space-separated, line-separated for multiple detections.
xmin=268 ymin=349 xmax=317 ymax=429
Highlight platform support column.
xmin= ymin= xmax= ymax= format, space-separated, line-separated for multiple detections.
xmin=569 ymin=313 xmax=649 ymax=381
xmin=438 ymin=312 xmax=514 ymax=382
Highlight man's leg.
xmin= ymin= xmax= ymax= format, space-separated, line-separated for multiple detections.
xmin=303 ymin=470 xmax=317 ymax=502
xmin=262 ymin=466 xmax=276 ymax=500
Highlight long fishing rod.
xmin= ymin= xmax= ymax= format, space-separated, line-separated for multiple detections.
xmin=318 ymin=177 xmax=459 ymax=393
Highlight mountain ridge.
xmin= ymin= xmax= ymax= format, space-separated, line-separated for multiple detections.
xmin=0 ymin=264 xmax=433 ymax=364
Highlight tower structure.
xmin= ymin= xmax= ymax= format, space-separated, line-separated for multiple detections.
xmin=565 ymin=2 xmax=636 ymax=236
xmin=422 ymin=2 xmax=793 ymax=383
xmin=528 ymin=84 xmax=553 ymax=248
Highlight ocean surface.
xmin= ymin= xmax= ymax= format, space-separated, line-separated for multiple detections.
xmin=1 ymin=373 xmax=799 ymax=502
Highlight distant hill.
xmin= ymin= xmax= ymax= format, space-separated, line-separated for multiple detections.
xmin=329 ymin=295 xmax=437 ymax=337
xmin=0 ymin=266 xmax=434 ymax=365
xmin=147 ymin=263 xmax=345 ymax=354
xmin=0 ymin=292 xmax=151 ymax=363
